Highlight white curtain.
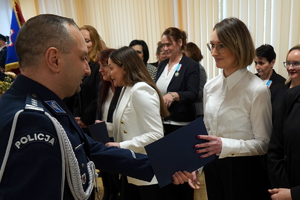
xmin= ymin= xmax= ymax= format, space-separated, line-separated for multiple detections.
xmin=18 ymin=0 xmax=300 ymax=80
xmin=35 ymin=0 xmax=175 ymax=63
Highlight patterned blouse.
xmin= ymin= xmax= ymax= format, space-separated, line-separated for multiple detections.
xmin=146 ymin=63 xmax=157 ymax=81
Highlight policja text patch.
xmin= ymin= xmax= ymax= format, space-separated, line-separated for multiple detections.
xmin=14 ymin=132 xmax=56 ymax=150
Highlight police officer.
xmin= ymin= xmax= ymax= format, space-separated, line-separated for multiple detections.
xmin=0 ymin=14 xmax=189 ymax=200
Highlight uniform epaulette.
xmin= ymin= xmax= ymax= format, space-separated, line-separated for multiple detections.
xmin=24 ymin=94 xmax=44 ymax=112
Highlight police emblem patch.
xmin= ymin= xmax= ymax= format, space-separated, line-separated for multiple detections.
xmin=44 ymin=100 xmax=66 ymax=113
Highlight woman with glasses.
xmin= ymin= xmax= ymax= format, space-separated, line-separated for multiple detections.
xmin=129 ymin=39 xmax=157 ymax=80
xmin=150 ymin=41 xmax=169 ymax=67
xmin=269 ymin=45 xmax=300 ymax=122
xmin=267 ymin=44 xmax=300 ymax=200
xmin=194 ymin=17 xmax=272 ymax=200
xmin=155 ymin=27 xmax=200 ymax=200
xmin=283 ymin=44 xmax=300 ymax=87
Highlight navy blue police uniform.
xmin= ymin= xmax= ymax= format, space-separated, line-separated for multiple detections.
xmin=0 ymin=74 xmax=154 ymax=200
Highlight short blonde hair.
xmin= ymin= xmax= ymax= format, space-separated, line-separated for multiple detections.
xmin=213 ymin=17 xmax=255 ymax=69
xmin=284 ymin=44 xmax=300 ymax=85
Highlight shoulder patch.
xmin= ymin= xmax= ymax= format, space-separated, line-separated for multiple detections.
xmin=25 ymin=94 xmax=44 ymax=112
xmin=14 ymin=132 xmax=56 ymax=150
xmin=44 ymin=100 xmax=66 ymax=114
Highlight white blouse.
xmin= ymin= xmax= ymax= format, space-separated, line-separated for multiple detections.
xmin=156 ymin=63 xmax=178 ymax=95
xmin=203 ymin=69 xmax=272 ymax=158
xmin=102 ymin=87 xmax=114 ymax=137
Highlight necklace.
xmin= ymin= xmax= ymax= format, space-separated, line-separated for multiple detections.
xmin=168 ymin=55 xmax=182 ymax=75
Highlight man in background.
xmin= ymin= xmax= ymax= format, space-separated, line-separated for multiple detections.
xmin=0 ymin=34 xmax=7 ymax=80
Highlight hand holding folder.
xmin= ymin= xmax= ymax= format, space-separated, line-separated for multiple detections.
xmin=145 ymin=117 xmax=215 ymax=188
xmin=88 ymin=122 xmax=110 ymax=144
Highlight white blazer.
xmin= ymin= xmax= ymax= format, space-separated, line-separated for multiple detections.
xmin=113 ymin=82 xmax=164 ymax=186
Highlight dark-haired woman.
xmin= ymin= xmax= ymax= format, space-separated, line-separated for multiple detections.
xmin=129 ymin=39 xmax=157 ymax=80
xmin=156 ymin=27 xmax=200 ymax=200
xmin=254 ymin=44 xmax=286 ymax=122
xmin=150 ymin=41 xmax=168 ymax=67
xmin=106 ymin=46 xmax=169 ymax=200
xmin=95 ymin=48 xmax=121 ymax=200
xmin=254 ymin=44 xmax=286 ymax=88
xmin=185 ymin=42 xmax=207 ymax=118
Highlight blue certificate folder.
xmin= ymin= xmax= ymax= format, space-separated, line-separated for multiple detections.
xmin=145 ymin=117 xmax=216 ymax=188
xmin=88 ymin=122 xmax=110 ymax=144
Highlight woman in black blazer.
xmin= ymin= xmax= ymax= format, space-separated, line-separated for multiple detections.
xmin=155 ymin=27 xmax=199 ymax=200
xmin=64 ymin=25 xmax=105 ymax=136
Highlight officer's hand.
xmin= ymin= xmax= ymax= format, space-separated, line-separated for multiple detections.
xmin=269 ymin=188 xmax=292 ymax=200
xmin=75 ymin=117 xmax=87 ymax=128
xmin=106 ymin=142 xmax=120 ymax=148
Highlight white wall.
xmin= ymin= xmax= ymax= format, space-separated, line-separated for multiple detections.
xmin=0 ymin=0 xmax=12 ymax=37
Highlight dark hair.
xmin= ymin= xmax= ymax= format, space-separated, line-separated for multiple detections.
xmin=213 ymin=17 xmax=255 ymax=69
xmin=0 ymin=34 xmax=6 ymax=42
xmin=97 ymin=48 xmax=117 ymax=118
xmin=186 ymin=42 xmax=203 ymax=62
xmin=98 ymin=48 xmax=116 ymax=66
xmin=109 ymin=46 xmax=169 ymax=117
xmin=256 ymin=44 xmax=276 ymax=63
xmin=129 ymin=39 xmax=149 ymax=65
xmin=161 ymin=27 xmax=187 ymax=51
xmin=16 ymin=14 xmax=78 ymax=68
xmin=156 ymin=41 xmax=164 ymax=54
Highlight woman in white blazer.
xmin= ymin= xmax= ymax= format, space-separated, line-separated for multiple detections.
xmin=106 ymin=46 xmax=169 ymax=200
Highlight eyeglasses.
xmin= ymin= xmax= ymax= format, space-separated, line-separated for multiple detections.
xmin=135 ymin=50 xmax=143 ymax=54
xmin=207 ymin=43 xmax=226 ymax=54
xmin=159 ymin=52 xmax=166 ymax=55
xmin=283 ymin=61 xmax=300 ymax=68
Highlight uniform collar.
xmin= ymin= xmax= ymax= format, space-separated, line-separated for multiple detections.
xmin=12 ymin=74 xmax=69 ymax=115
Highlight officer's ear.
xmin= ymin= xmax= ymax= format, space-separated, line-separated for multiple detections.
xmin=45 ymin=47 xmax=60 ymax=73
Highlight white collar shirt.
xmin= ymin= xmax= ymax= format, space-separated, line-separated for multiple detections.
xmin=102 ymin=87 xmax=114 ymax=137
xmin=156 ymin=63 xmax=177 ymax=95
xmin=203 ymin=68 xmax=272 ymax=158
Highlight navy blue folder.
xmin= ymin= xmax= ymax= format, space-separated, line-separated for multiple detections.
xmin=145 ymin=117 xmax=216 ymax=188
xmin=88 ymin=122 xmax=110 ymax=144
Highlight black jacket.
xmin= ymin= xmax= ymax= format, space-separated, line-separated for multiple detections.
xmin=267 ymin=85 xmax=300 ymax=199
xmin=156 ymin=55 xmax=199 ymax=122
